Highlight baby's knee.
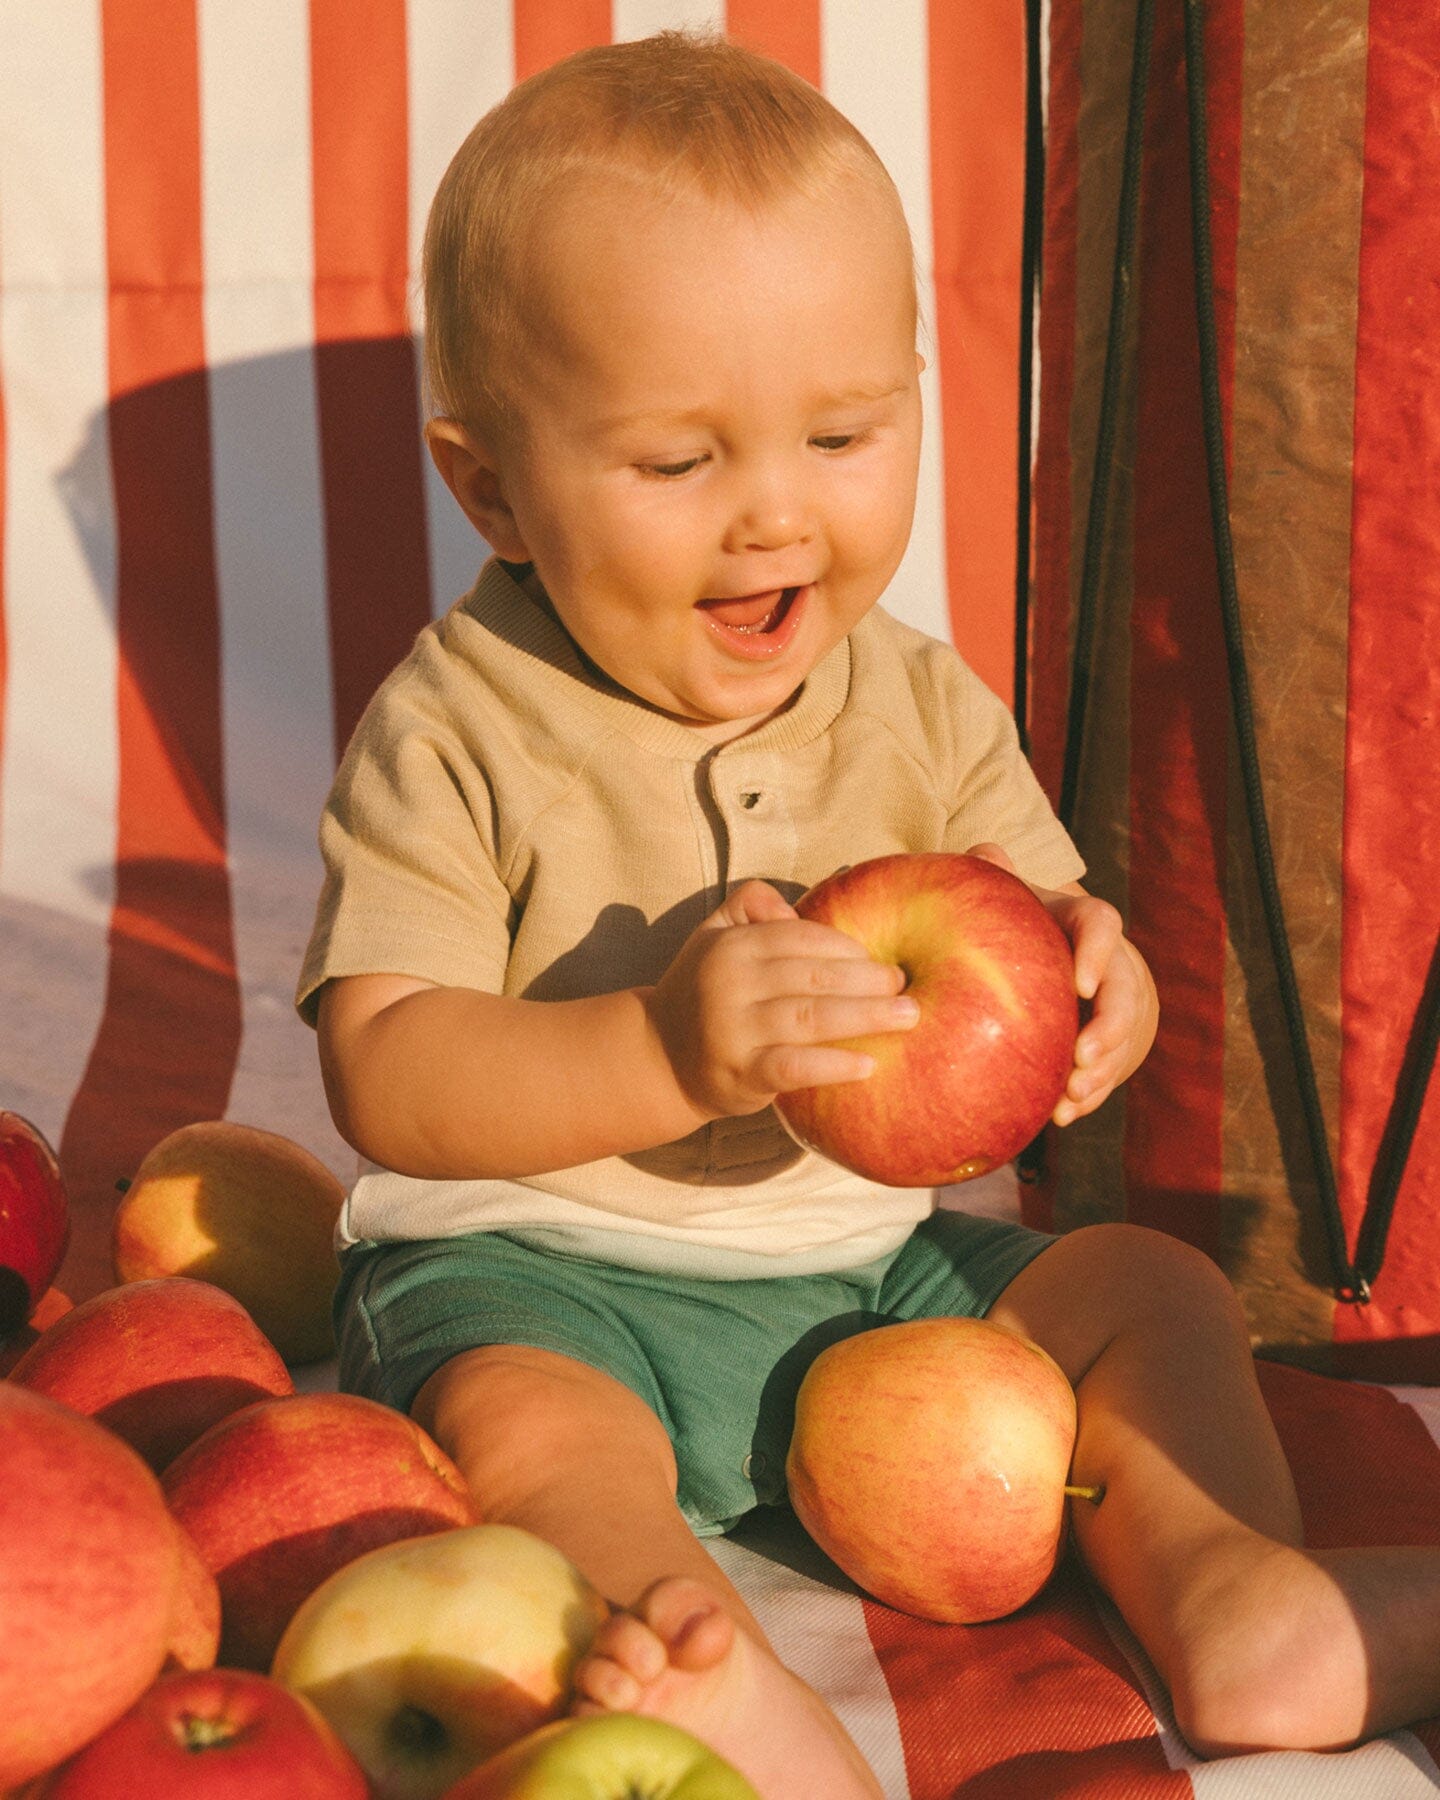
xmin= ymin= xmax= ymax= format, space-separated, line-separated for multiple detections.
xmin=414 ymin=1342 xmax=678 ymax=1507
xmin=1172 ymin=1650 xmax=1348 ymax=1759
xmin=1074 ymin=1221 xmax=1247 ymax=1334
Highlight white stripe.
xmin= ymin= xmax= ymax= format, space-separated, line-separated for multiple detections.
xmin=1190 ymin=1737 xmax=1440 ymax=1799
xmin=407 ymin=0 xmax=516 ymax=614
xmin=821 ymin=0 xmax=949 ymax=648
xmin=710 ymin=1515 xmax=911 ymax=1799
xmin=614 ymin=0 xmax=724 ymax=40
xmin=0 ymin=1 xmax=116 ymax=1143
xmin=1375 ymin=1385 xmax=1440 ymax=1455
xmin=1096 ymin=1591 xmax=1440 ymax=1797
xmin=196 ymin=1 xmax=351 ymax=1173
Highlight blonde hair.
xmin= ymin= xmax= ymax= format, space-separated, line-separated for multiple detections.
xmin=422 ymin=30 xmax=910 ymax=433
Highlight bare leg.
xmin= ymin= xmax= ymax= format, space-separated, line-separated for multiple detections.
xmin=413 ymin=1344 xmax=881 ymax=1800
xmin=989 ymin=1223 xmax=1440 ymax=1755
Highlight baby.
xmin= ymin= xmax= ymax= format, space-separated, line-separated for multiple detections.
xmin=299 ymin=31 xmax=1440 ymax=1799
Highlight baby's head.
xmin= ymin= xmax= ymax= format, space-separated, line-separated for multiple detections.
xmin=423 ymin=30 xmax=914 ymax=439
xmin=423 ymin=33 xmax=924 ymax=742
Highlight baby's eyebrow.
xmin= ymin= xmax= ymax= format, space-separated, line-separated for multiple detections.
xmin=590 ymin=382 xmax=909 ymax=441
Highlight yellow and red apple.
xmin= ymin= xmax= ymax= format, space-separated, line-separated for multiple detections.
xmin=272 ymin=1524 xmax=611 ymax=1800
xmin=786 ymin=1315 xmax=1092 ymax=1622
xmin=161 ymin=1519 xmax=222 ymax=1673
xmin=112 ymin=1119 xmax=345 ymax=1364
xmin=28 ymin=1667 xmax=371 ymax=1798
xmin=162 ymin=1390 xmax=478 ymax=1671
xmin=9 ymin=1274 xmax=293 ymax=1471
xmin=774 ymin=852 xmax=1078 ymax=1186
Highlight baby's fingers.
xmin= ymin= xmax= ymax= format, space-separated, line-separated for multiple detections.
xmin=759 ymin=1042 xmax=883 ymax=1094
xmin=766 ymin=953 xmax=909 ymax=1000
xmin=763 ymin=989 xmax=921 ymax=1052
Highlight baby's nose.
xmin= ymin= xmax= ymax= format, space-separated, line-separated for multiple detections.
xmin=726 ymin=478 xmax=814 ymax=553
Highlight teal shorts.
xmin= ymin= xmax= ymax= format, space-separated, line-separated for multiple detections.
xmin=334 ymin=1209 xmax=1054 ymax=1538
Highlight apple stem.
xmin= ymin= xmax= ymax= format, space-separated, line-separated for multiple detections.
xmin=1064 ymin=1482 xmax=1106 ymax=1505
xmin=178 ymin=1713 xmax=237 ymax=1752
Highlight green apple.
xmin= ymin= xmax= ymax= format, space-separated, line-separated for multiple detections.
xmin=439 ymin=1715 xmax=761 ymax=1799
xmin=271 ymin=1524 xmax=611 ymax=1800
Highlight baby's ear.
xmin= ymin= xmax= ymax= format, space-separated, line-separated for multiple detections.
xmin=425 ymin=418 xmax=529 ymax=560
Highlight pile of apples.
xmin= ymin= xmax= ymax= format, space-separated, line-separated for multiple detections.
xmin=0 ymin=1112 xmax=758 ymax=1800
xmin=1 ymin=851 xmax=1098 ymax=1793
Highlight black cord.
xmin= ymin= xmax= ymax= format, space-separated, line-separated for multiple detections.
xmin=1059 ymin=0 xmax=1156 ymax=831
xmin=1013 ymin=0 xmax=1047 ymax=757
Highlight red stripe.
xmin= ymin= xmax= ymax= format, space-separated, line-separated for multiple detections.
xmin=1120 ymin=0 xmax=1241 ymax=1259
xmin=1333 ymin=0 xmax=1440 ymax=1379
xmin=311 ymin=0 xmax=431 ymax=760
xmin=58 ymin=0 xmax=240 ymax=1304
xmin=1256 ymin=1361 xmax=1440 ymax=1548
xmin=1027 ymin=0 xmax=1081 ymax=816
xmin=514 ymin=0 xmax=611 ymax=79
xmin=724 ymin=0 xmax=821 ymax=87
xmin=867 ymin=1563 xmax=1190 ymax=1796
xmin=926 ymin=1 xmax=1023 ymax=705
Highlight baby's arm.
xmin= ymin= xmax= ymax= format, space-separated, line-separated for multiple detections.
xmin=316 ymin=880 xmax=917 ymax=1180
xmin=967 ymin=842 xmax=1159 ymax=1126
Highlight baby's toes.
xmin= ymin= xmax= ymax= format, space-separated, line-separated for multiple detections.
xmin=634 ymin=1576 xmax=736 ymax=1671
xmin=572 ymin=1611 xmax=668 ymax=1711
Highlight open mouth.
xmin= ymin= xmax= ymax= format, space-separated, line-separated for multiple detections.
xmin=696 ymin=585 xmax=808 ymax=663
xmin=697 ymin=586 xmax=801 ymax=635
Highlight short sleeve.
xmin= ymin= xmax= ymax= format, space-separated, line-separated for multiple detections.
xmin=295 ymin=685 xmax=515 ymax=1027
xmin=936 ymin=657 xmax=1086 ymax=891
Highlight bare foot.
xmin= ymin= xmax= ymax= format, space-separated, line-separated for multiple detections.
xmin=570 ymin=1575 xmax=882 ymax=1800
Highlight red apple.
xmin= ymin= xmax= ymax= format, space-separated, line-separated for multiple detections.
xmin=773 ymin=852 xmax=1078 ymax=1186
xmin=163 ymin=1520 xmax=222 ymax=1672
xmin=785 ymin=1316 xmax=1092 ymax=1622
xmin=0 ymin=1384 xmax=183 ymax=1790
xmin=0 ymin=1111 xmax=70 ymax=1342
xmin=9 ymin=1275 xmax=294 ymax=1471
xmin=29 ymin=1667 xmax=370 ymax=1797
xmin=162 ymin=1390 xmax=479 ymax=1671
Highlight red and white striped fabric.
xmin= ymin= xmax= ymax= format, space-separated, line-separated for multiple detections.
xmin=3 ymin=5 xmax=1438 ymax=1794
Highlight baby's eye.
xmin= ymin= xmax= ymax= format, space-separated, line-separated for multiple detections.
xmin=810 ymin=429 xmax=873 ymax=453
xmin=637 ymin=455 xmax=706 ymax=480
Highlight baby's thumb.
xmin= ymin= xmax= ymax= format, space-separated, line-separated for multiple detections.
xmin=707 ymin=879 xmax=798 ymax=930
xmin=966 ymin=841 xmax=1017 ymax=875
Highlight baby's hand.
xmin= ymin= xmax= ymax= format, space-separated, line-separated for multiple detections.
xmin=646 ymin=880 xmax=920 ymax=1119
xmin=967 ymin=843 xmax=1159 ymax=1126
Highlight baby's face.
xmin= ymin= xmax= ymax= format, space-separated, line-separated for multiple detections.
xmin=492 ymin=165 xmax=923 ymax=739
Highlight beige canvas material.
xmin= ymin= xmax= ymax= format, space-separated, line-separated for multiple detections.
xmin=1215 ymin=0 xmax=1369 ymax=1362
xmin=1037 ymin=0 xmax=1374 ymax=1370
xmin=298 ymin=558 xmax=1083 ymax=1273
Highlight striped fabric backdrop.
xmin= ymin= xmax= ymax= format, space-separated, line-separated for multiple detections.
xmin=1027 ymin=0 xmax=1440 ymax=1382
xmin=0 ymin=0 xmax=1028 ymax=1305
